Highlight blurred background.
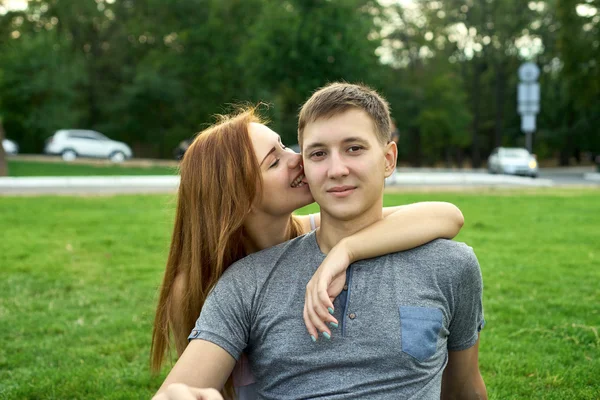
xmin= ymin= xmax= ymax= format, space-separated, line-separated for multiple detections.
xmin=0 ymin=0 xmax=598 ymax=168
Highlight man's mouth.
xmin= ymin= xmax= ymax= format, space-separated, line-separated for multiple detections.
xmin=291 ymin=173 xmax=306 ymax=188
xmin=327 ymin=185 xmax=356 ymax=193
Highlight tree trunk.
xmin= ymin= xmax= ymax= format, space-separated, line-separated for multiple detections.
xmin=444 ymin=145 xmax=452 ymax=169
xmin=0 ymin=119 xmax=8 ymax=177
xmin=455 ymin=147 xmax=464 ymax=169
xmin=471 ymin=62 xmax=483 ymax=168
xmin=559 ymin=101 xmax=576 ymax=166
xmin=494 ymin=61 xmax=505 ymax=148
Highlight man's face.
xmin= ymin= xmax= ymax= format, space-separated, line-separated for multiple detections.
xmin=302 ymin=109 xmax=397 ymax=222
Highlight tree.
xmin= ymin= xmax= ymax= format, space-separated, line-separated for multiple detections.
xmin=416 ymin=68 xmax=472 ymax=166
xmin=239 ymin=0 xmax=383 ymax=145
xmin=555 ymin=0 xmax=600 ymax=164
xmin=1 ymin=0 xmax=595 ymax=164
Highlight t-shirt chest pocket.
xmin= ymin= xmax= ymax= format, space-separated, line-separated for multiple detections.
xmin=399 ymin=306 xmax=443 ymax=361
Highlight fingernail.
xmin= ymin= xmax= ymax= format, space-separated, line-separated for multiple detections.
xmin=310 ymin=335 xmax=316 ymax=342
xmin=328 ymin=307 xmax=334 ymax=315
xmin=323 ymin=332 xmax=331 ymax=340
xmin=329 ymin=322 xmax=338 ymax=328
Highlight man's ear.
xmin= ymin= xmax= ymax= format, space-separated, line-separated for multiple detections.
xmin=383 ymin=140 xmax=398 ymax=178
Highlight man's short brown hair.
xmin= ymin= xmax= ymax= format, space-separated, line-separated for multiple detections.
xmin=298 ymin=82 xmax=392 ymax=146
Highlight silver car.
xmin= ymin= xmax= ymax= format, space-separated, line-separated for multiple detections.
xmin=44 ymin=129 xmax=133 ymax=162
xmin=488 ymin=147 xmax=538 ymax=178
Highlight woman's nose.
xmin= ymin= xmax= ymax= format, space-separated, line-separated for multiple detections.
xmin=285 ymin=146 xmax=300 ymax=156
xmin=287 ymin=152 xmax=302 ymax=169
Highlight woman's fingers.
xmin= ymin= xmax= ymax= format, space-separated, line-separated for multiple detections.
xmin=306 ymin=282 xmax=337 ymax=339
xmin=316 ymin=272 xmax=336 ymax=312
xmin=306 ymin=287 xmax=330 ymax=337
xmin=304 ymin=255 xmax=349 ymax=342
xmin=311 ymin=289 xmax=334 ymax=324
xmin=303 ymin=292 xmax=318 ymax=341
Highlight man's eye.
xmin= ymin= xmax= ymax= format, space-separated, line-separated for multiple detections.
xmin=311 ymin=151 xmax=325 ymax=158
xmin=348 ymin=146 xmax=364 ymax=152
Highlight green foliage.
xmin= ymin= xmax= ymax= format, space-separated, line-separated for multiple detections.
xmin=0 ymin=190 xmax=599 ymax=398
xmin=416 ymin=67 xmax=472 ymax=164
xmin=239 ymin=0 xmax=382 ymax=145
xmin=0 ymin=32 xmax=86 ymax=152
xmin=0 ymin=0 xmax=598 ymax=163
xmin=382 ymin=0 xmax=599 ymax=165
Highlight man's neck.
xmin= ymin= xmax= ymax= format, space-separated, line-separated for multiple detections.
xmin=316 ymin=204 xmax=383 ymax=254
xmin=243 ymin=212 xmax=292 ymax=254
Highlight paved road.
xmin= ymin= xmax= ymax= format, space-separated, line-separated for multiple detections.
xmin=393 ymin=167 xmax=599 ymax=187
xmin=1 ymin=167 xmax=598 ymax=195
xmin=538 ymin=167 xmax=599 ymax=185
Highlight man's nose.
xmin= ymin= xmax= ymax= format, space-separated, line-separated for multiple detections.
xmin=327 ymin=151 xmax=349 ymax=179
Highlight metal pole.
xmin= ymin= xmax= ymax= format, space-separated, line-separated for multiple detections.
xmin=526 ymin=132 xmax=533 ymax=153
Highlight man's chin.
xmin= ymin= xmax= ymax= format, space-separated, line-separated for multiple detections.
xmin=320 ymin=207 xmax=362 ymax=222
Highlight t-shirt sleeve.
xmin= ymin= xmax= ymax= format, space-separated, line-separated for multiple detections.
xmin=188 ymin=261 xmax=256 ymax=361
xmin=447 ymin=246 xmax=485 ymax=352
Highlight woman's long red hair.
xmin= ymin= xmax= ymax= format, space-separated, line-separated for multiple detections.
xmin=150 ymin=108 xmax=301 ymax=397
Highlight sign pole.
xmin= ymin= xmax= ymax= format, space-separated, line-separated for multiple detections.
xmin=517 ymin=62 xmax=541 ymax=153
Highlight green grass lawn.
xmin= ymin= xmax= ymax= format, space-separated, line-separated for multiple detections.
xmin=7 ymin=160 xmax=178 ymax=177
xmin=1 ymin=189 xmax=598 ymax=399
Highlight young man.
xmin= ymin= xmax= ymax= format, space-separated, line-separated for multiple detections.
xmin=154 ymin=83 xmax=486 ymax=400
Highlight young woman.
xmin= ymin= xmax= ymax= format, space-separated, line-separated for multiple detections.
xmin=151 ymin=107 xmax=464 ymax=399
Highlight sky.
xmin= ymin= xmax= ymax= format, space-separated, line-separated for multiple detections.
xmin=3 ymin=0 xmax=27 ymax=11
xmin=0 ymin=0 xmax=27 ymax=14
xmin=381 ymin=0 xmax=415 ymax=6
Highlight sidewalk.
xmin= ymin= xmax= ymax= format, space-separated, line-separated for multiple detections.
xmin=0 ymin=176 xmax=179 ymax=195
xmin=0 ymin=172 xmax=555 ymax=196
xmin=385 ymin=172 xmax=553 ymax=187
xmin=0 ymin=175 xmax=179 ymax=188
xmin=396 ymin=166 xmax=597 ymax=174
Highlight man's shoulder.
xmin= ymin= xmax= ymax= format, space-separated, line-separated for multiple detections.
xmin=222 ymin=232 xmax=315 ymax=280
xmin=401 ymin=238 xmax=473 ymax=258
xmin=421 ymin=238 xmax=475 ymax=260
xmin=397 ymin=239 xmax=480 ymax=277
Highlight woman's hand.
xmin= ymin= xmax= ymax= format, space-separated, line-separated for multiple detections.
xmin=303 ymin=239 xmax=352 ymax=341
xmin=153 ymin=384 xmax=223 ymax=400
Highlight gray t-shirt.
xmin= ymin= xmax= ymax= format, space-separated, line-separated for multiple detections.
xmin=190 ymin=232 xmax=484 ymax=400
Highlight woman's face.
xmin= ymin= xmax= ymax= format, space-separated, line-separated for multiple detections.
xmin=249 ymin=123 xmax=314 ymax=216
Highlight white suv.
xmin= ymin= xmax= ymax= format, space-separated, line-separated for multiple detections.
xmin=44 ymin=130 xmax=133 ymax=162
xmin=2 ymin=139 xmax=19 ymax=154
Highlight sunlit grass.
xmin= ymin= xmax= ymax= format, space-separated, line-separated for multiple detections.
xmin=7 ymin=160 xmax=178 ymax=176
